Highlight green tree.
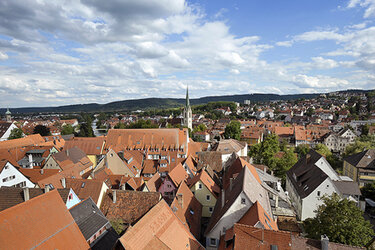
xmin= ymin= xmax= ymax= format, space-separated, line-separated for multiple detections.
xmin=8 ymin=128 xmax=23 ymax=139
xmin=344 ymin=135 xmax=375 ymax=156
xmin=33 ymin=125 xmax=51 ymax=136
xmin=249 ymin=134 xmax=280 ymax=170
xmin=296 ymin=144 xmax=310 ymax=159
xmin=61 ymin=124 xmax=74 ymax=135
xmin=110 ymin=218 xmax=126 ymax=235
xmin=275 ymin=148 xmax=298 ymax=182
xmin=314 ymin=143 xmax=332 ymax=157
xmin=77 ymin=123 xmax=94 ymax=137
xmin=304 ymin=193 xmax=374 ymax=247
xmin=224 ymin=120 xmax=241 ymax=140
xmin=361 ymin=182 xmax=375 ymax=201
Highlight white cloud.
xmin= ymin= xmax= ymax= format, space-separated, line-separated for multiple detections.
xmin=291 ymin=74 xmax=350 ymax=88
xmin=347 ymin=0 xmax=375 ymax=18
xmin=0 ymin=51 xmax=8 ymax=60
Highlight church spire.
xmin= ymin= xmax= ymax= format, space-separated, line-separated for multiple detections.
xmin=186 ymin=86 xmax=190 ymax=107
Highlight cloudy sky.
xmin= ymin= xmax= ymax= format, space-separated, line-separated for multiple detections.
xmin=1 ymin=0 xmax=375 ymax=107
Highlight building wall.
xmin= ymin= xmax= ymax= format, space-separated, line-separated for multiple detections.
xmin=65 ymin=188 xmax=81 ymax=209
xmin=343 ymin=161 xmax=357 ymax=182
xmin=96 ymin=149 xmax=134 ymax=176
xmin=205 ymin=192 xmax=251 ymax=249
xmin=97 ymin=182 xmax=109 ymax=207
xmin=43 ymin=156 xmax=61 ymax=170
xmin=286 ymin=176 xmax=302 ymax=219
xmin=0 ymin=162 xmax=35 ymax=188
xmin=88 ymin=155 xmax=97 ymax=168
xmin=0 ymin=123 xmax=19 ymax=141
xmin=315 ymin=157 xmax=340 ymax=181
xmin=301 ymin=178 xmax=338 ymax=221
xmin=190 ymin=180 xmax=217 ymax=217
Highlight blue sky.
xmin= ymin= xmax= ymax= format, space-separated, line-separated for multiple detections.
xmin=0 ymin=0 xmax=375 ymax=107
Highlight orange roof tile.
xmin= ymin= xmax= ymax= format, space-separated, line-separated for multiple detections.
xmin=0 ymin=189 xmax=89 ymax=249
xmin=189 ymin=170 xmax=220 ymax=197
xmin=119 ymin=200 xmax=204 ymax=250
xmin=238 ymin=201 xmax=278 ymax=231
xmin=168 ymin=163 xmax=188 ymax=186
xmin=0 ymin=134 xmax=45 ymax=150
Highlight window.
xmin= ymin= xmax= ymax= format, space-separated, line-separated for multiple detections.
xmin=4 ymin=165 xmax=8 ymax=170
xmin=198 ymin=183 xmax=202 ymax=189
xmin=317 ymin=191 xmax=321 ymax=196
xmin=209 ymin=207 xmax=213 ymax=213
xmin=206 ymin=195 xmax=211 ymax=201
xmin=210 ymin=238 xmax=216 ymax=247
xmin=241 ymin=198 xmax=246 ymax=204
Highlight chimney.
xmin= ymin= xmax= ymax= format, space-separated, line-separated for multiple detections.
xmin=229 ymin=178 xmax=233 ymax=191
xmin=23 ymin=187 xmax=30 ymax=201
xmin=221 ymin=190 xmax=225 ymax=208
xmin=177 ymin=193 xmax=183 ymax=208
xmin=121 ymin=184 xmax=126 ymax=190
xmin=321 ymin=234 xmax=329 ymax=250
xmin=275 ymin=195 xmax=279 ymax=208
xmin=28 ymin=154 xmax=33 ymax=167
xmin=112 ymin=190 xmax=117 ymax=203
xmin=306 ymin=154 xmax=311 ymax=164
xmin=61 ymin=178 xmax=66 ymax=188
xmin=40 ymin=169 xmax=44 ymax=175
xmin=45 ymin=185 xmax=50 ymax=193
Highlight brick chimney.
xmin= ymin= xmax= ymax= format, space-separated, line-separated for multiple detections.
xmin=23 ymin=187 xmax=30 ymax=201
xmin=45 ymin=185 xmax=50 ymax=193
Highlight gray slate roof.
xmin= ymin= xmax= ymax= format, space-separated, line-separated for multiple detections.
xmin=344 ymin=149 xmax=375 ymax=169
xmin=286 ymin=150 xmax=328 ymax=199
xmin=333 ymin=181 xmax=361 ymax=196
xmin=69 ymin=197 xmax=110 ymax=240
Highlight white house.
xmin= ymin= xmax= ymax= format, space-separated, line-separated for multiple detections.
xmin=286 ymin=150 xmax=360 ymax=221
xmin=204 ymin=165 xmax=273 ymax=249
xmin=323 ymin=128 xmax=356 ymax=154
xmin=0 ymin=121 xmax=19 ymax=141
xmin=0 ymin=161 xmax=35 ymax=188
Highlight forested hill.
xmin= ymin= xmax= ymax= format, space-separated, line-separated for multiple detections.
xmin=0 ymin=92 xmax=325 ymax=114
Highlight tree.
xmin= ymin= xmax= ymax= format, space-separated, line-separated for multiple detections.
xmin=304 ymin=193 xmax=374 ymax=247
xmin=33 ymin=125 xmax=51 ymax=136
xmin=314 ymin=143 xmax=332 ymax=157
xmin=344 ymin=135 xmax=375 ymax=156
xmin=296 ymin=144 xmax=310 ymax=159
xmin=61 ymin=124 xmax=74 ymax=135
xmin=8 ymin=128 xmax=23 ymax=139
xmin=361 ymin=182 xmax=375 ymax=201
xmin=224 ymin=120 xmax=241 ymax=140
xmin=249 ymin=134 xmax=280 ymax=170
xmin=274 ymin=148 xmax=298 ymax=182
xmin=77 ymin=123 xmax=94 ymax=137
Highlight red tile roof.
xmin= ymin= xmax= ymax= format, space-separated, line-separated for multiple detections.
xmin=119 ymin=200 xmax=204 ymax=249
xmin=0 ymin=189 xmax=88 ymax=249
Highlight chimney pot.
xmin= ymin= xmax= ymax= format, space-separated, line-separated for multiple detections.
xmin=40 ymin=169 xmax=44 ymax=175
xmin=23 ymin=187 xmax=30 ymax=201
xmin=45 ymin=185 xmax=50 ymax=193
xmin=221 ymin=190 xmax=225 ymax=208
xmin=61 ymin=178 xmax=66 ymax=188
xmin=229 ymin=178 xmax=233 ymax=191
xmin=321 ymin=234 xmax=329 ymax=250
xmin=112 ymin=190 xmax=117 ymax=203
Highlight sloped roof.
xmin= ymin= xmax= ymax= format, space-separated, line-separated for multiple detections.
xmin=238 ymin=201 xmax=278 ymax=231
xmin=220 ymin=224 xmax=292 ymax=250
xmin=0 ymin=189 xmax=88 ymax=249
xmin=64 ymin=137 xmax=105 ymax=155
xmin=105 ymin=128 xmax=188 ymax=152
xmin=196 ymin=151 xmax=222 ymax=172
xmin=286 ymin=150 xmax=328 ymax=199
xmin=69 ymin=197 xmax=110 ymax=240
xmin=145 ymin=172 xmax=162 ymax=192
xmin=66 ymin=178 xmax=105 ymax=204
xmin=211 ymin=139 xmax=245 ymax=154
xmin=205 ymin=166 xmax=271 ymax=235
xmin=0 ymin=121 xmax=12 ymax=138
xmin=100 ymin=190 xmax=160 ymax=225
xmin=0 ymin=134 xmax=45 ymax=150
xmin=171 ymin=182 xmax=202 ymax=239
xmin=344 ymin=149 xmax=375 ymax=169
xmin=0 ymin=187 xmax=71 ymax=211
xmin=119 ymin=200 xmax=204 ymax=250
xmin=19 ymin=168 xmax=60 ymax=183
xmin=333 ymin=181 xmax=361 ymax=196
xmin=189 ymin=169 xmax=220 ymax=197
xmin=168 ymin=163 xmax=188 ymax=187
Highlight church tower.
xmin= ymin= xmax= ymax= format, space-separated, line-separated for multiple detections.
xmin=5 ymin=108 xmax=11 ymax=122
xmin=183 ymin=87 xmax=192 ymax=130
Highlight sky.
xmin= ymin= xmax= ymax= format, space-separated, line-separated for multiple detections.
xmin=1 ymin=0 xmax=375 ymax=108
